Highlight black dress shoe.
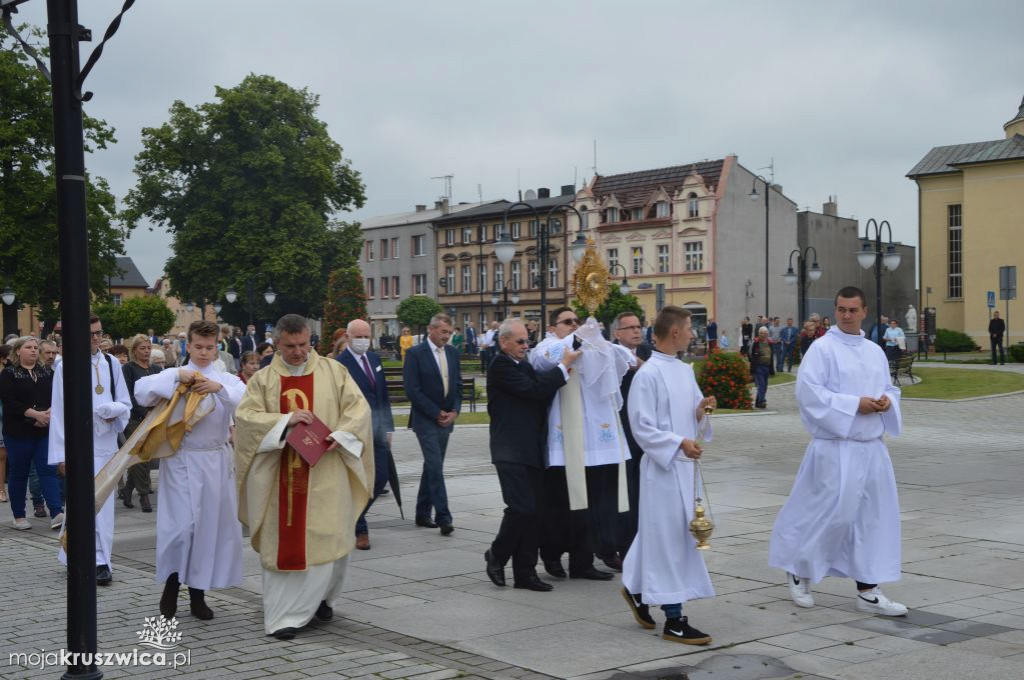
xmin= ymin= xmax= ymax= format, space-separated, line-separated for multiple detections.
xmin=513 ymin=574 xmax=553 ymax=592
xmin=415 ymin=517 xmax=438 ymax=528
xmin=188 ymin=587 xmax=213 ymax=620
xmin=599 ymin=554 xmax=624 ymax=572
xmin=315 ymin=600 xmax=333 ymax=621
xmin=139 ymin=494 xmax=153 ymax=513
xmin=271 ymin=627 xmax=297 ymax=641
xmin=120 ymin=490 xmax=134 ymax=509
xmin=570 ymin=566 xmax=614 ymax=581
xmin=484 ymin=550 xmax=506 ymax=587
xmin=543 ymin=559 xmax=567 ymax=578
xmin=439 ymin=523 xmax=454 ymax=536
xmin=96 ymin=565 xmax=113 ymax=586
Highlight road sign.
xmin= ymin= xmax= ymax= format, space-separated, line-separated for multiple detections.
xmin=1000 ymin=266 xmax=1017 ymax=300
xmin=987 ymin=291 xmax=996 ymax=308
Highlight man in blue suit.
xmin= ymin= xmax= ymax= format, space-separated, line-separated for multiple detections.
xmin=465 ymin=322 xmax=478 ymax=356
xmin=337 ymin=319 xmax=394 ymax=550
xmin=403 ymin=313 xmax=461 ymax=535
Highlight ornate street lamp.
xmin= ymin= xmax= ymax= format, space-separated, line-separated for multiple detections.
xmin=856 ymin=219 xmax=901 ymax=344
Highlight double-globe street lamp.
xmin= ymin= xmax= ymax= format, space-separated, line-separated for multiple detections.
xmin=491 ymin=282 xmax=520 ymax=319
xmin=783 ymin=247 xmax=823 ymax=322
xmin=856 ymin=219 xmax=902 ymax=343
xmin=225 ymin=277 xmax=277 ymax=328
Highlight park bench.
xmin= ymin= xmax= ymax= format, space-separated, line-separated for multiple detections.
xmin=382 ymin=367 xmax=478 ymax=412
xmin=889 ymin=354 xmax=915 ymax=386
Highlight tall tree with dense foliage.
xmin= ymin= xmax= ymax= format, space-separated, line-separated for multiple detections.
xmin=396 ymin=296 xmax=442 ymax=335
xmin=0 ymin=26 xmax=128 ymax=328
xmin=122 ymin=74 xmax=366 ymax=327
xmin=319 ymin=266 xmax=367 ymax=355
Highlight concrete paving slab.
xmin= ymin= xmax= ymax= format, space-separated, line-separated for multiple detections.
xmin=831 ymin=647 xmax=1024 ymax=680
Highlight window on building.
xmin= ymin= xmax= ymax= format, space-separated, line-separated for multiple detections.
xmin=658 ymin=244 xmax=670 ymax=273
xmin=413 ymin=274 xmax=427 ymax=295
xmin=511 ymin=261 xmax=521 ymax=290
xmin=365 ymin=240 xmax=375 ymax=262
xmin=463 ymin=227 xmax=473 ymax=244
xmin=684 ymin=241 xmax=704 ymax=272
xmin=462 ymin=264 xmax=471 ymax=293
xmin=632 ymin=247 xmax=644 ymax=275
xmin=463 ymin=313 xmax=471 ymax=330
xmin=479 ymin=312 xmax=487 ymax=328
xmin=445 ymin=266 xmax=455 ymax=293
xmin=655 ymin=201 xmax=670 ymax=218
xmin=687 ymin=193 xmax=699 ymax=218
xmin=380 ymin=238 xmax=389 ymax=259
xmin=366 ymin=278 xmax=375 ymax=299
xmin=412 ymin=234 xmax=425 ymax=256
xmin=528 ymin=260 xmax=538 ymax=288
xmin=529 ymin=220 xmax=538 ymax=237
xmin=381 ymin=277 xmax=389 ymax=298
xmin=494 ymin=263 xmax=504 ymax=290
xmin=511 ymin=222 xmax=521 ymax=239
xmin=392 ymin=276 xmax=400 ymax=298
xmin=445 ymin=229 xmax=455 ymax=246
xmin=550 ymin=218 xmax=562 ymax=234
xmin=631 ymin=208 xmax=644 ymax=221
xmin=948 ymin=204 xmax=962 ymax=298
xmin=549 ymin=259 xmax=559 ymax=288
xmin=478 ymin=263 xmax=488 ymax=292
xmin=111 ymin=293 xmax=122 ymax=306
xmin=579 ymin=207 xmax=589 ymax=229
xmin=493 ymin=224 xmax=502 ymax=241
xmin=607 ymin=248 xmax=619 ymax=271
xmin=391 ymin=237 xmax=399 ymax=258
xmin=477 ymin=224 xmax=487 ymax=243
xmin=605 ymin=207 xmax=619 ymax=223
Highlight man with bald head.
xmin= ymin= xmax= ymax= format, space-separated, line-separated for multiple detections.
xmin=337 ymin=319 xmax=394 ymax=550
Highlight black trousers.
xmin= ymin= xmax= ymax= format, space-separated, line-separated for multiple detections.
xmin=491 ymin=463 xmax=545 ymax=579
xmin=587 ymin=463 xmax=621 ymax=559
xmin=617 ymin=451 xmax=642 ymax=556
xmin=991 ymin=337 xmax=1005 ymax=364
xmin=540 ymin=467 xmax=594 ymax=573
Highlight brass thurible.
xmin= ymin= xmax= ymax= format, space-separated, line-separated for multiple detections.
xmin=689 ymin=405 xmax=715 ymax=550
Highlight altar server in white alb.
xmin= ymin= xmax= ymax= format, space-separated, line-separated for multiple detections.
xmin=133 ymin=320 xmax=245 ymax=620
xmin=621 ymin=306 xmax=715 ymax=645
xmin=49 ymin=314 xmax=131 ymax=585
xmin=769 ymin=286 xmax=907 ymax=617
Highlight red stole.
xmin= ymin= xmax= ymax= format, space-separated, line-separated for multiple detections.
xmin=277 ymin=374 xmax=314 ymax=570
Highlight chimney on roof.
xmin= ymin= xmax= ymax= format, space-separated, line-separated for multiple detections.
xmin=433 ymin=198 xmax=451 ymax=215
xmin=823 ymin=196 xmax=838 ymax=216
xmin=560 ymin=184 xmax=575 ymax=196
xmin=415 ymin=204 xmax=427 ymax=212
xmin=537 ymin=187 xmax=550 ymax=199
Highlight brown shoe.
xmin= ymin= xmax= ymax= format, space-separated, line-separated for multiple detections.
xmin=355 ymin=533 xmax=371 ymax=550
xmin=139 ymin=494 xmax=152 ymax=513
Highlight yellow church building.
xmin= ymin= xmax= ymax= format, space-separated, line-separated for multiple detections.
xmin=907 ymin=95 xmax=1024 ymax=349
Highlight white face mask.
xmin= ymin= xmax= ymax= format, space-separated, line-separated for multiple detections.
xmin=349 ymin=338 xmax=371 ymax=354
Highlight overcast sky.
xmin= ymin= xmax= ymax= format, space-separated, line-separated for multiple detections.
xmin=13 ymin=0 xmax=1024 ymax=284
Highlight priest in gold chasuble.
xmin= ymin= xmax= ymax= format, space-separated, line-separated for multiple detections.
xmin=234 ymin=315 xmax=373 ymax=639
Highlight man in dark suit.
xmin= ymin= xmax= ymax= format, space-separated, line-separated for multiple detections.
xmin=612 ymin=312 xmax=654 ymax=562
xmin=338 ymin=318 xmax=395 ymax=550
xmin=484 ymin=319 xmax=580 ymax=591
xmin=465 ymin=322 xmax=478 ymax=356
xmin=240 ymin=324 xmax=259 ymax=354
xmin=403 ymin=313 xmax=461 ymax=535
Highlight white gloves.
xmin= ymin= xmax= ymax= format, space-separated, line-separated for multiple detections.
xmin=94 ymin=402 xmax=129 ymax=421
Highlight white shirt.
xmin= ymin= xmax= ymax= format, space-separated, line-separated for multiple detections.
xmin=427 ymin=338 xmax=448 ymax=378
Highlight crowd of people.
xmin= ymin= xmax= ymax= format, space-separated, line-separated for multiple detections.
xmin=1 ymin=286 xmax=912 ymax=647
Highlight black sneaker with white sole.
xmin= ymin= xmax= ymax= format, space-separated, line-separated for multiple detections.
xmin=662 ymin=617 xmax=712 ymax=645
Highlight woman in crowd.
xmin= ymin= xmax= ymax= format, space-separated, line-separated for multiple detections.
xmin=151 ymin=348 xmax=167 ymax=369
xmin=161 ymin=338 xmax=178 ymax=367
xmin=329 ymin=328 xmax=347 ymax=357
xmin=120 ymin=335 xmax=163 ymax=511
xmin=238 ymin=351 xmax=259 ymax=384
xmin=0 ymin=344 xmax=9 ymax=502
xmin=740 ymin=317 xmax=753 ymax=357
xmin=798 ymin=320 xmax=817 ymax=359
xmin=0 ymin=337 xmax=63 ymax=529
xmin=452 ymin=327 xmax=464 ymax=354
xmin=109 ymin=344 xmax=129 ymax=365
xmin=399 ymin=327 xmax=414 ymax=361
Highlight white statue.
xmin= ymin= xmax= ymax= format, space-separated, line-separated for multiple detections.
xmin=905 ymin=305 xmax=917 ymax=332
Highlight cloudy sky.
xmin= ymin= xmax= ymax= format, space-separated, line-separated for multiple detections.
xmin=13 ymin=0 xmax=1024 ymax=284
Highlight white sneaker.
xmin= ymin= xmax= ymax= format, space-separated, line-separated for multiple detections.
xmin=787 ymin=572 xmax=814 ymax=608
xmin=50 ymin=513 xmax=65 ymax=530
xmin=11 ymin=518 xmax=32 ymax=530
xmin=855 ymin=587 xmax=908 ymax=616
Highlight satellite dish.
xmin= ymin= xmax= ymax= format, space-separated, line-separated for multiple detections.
xmin=524 ymin=189 xmax=537 ymax=200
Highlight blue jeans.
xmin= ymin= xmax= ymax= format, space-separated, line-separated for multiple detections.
xmin=661 ymin=603 xmax=683 ymax=619
xmin=773 ymin=343 xmax=786 ymax=372
xmin=28 ymin=461 xmax=44 ymax=506
xmin=355 ymin=434 xmax=392 ymax=535
xmin=5 ymin=435 xmax=63 ymax=520
xmin=414 ymin=423 xmax=452 ymax=525
xmin=753 ymin=364 xmax=770 ymax=405
xmin=781 ymin=342 xmax=796 ymax=371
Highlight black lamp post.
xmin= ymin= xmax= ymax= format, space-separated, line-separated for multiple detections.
xmin=608 ymin=263 xmax=631 ymax=296
xmin=491 ymin=282 xmax=520 ymax=319
xmin=856 ymin=219 xmax=902 ymax=344
xmin=225 ymin=277 xmax=277 ymax=328
xmin=783 ymin=247 xmax=823 ymax=322
xmin=749 ymin=175 xmax=771 ymax=317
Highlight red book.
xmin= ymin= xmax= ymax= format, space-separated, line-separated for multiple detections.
xmin=285 ymin=415 xmax=333 ymax=467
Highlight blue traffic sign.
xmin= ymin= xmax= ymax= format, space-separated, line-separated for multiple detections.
xmin=987 ymin=290 xmax=996 ymax=308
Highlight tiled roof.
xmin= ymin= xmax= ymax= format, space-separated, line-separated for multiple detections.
xmin=433 ymin=194 xmax=574 ymax=225
xmin=110 ymin=257 xmax=149 ymax=288
xmin=906 ymin=137 xmax=1024 ymax=178
xmin=590 ymin=160 xmax=724 ymax=208
xmin=361 ymin=202 xmax=482 ymax=230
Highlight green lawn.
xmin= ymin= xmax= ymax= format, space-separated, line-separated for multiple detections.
xmin=769 ymin=372 xmax=796 ymax=386
xmin=395 ymin=406 xmax=763 ymax=427
xmin=900 ymin=367 xmax=1024 ymax=400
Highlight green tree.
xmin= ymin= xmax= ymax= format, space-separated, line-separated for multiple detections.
xmin=112 ymin=296 xmax=175 ymax=339
xmin=396 ymin=296 xmax=442 ymax=335
xmin=572 ymin=284 xmax=645 ymax=328
xmin=0 ymin=25 xmax=129 ymax=328
xmin=319 ymin=266 xmax=367 ymax=355
xmin=122 ymin=74 xmax=366 ymax=327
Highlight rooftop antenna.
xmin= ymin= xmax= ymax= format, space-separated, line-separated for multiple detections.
xmin=478 ymin=183 xmax=483 ymax=205
xmin=593 ymin=139 xmax=598 ymax=175
xmin=574 ymin=166 xmax=578 ymax=189
xmin=431 ymin=174 xmax=453 ymax=203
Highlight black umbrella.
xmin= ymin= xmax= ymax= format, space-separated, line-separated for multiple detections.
xmin=385 ymin=447 xmax=404 ymax=519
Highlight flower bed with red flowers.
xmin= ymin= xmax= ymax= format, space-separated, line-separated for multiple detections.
xmin=696 ymin=350 xmax=753 ymax=410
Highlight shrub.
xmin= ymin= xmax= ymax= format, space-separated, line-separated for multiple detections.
xmin=1009 ymin=343 xmax=1024 ymax=363
xmin=934 ymin=328 xmax=979 ymax=352
xmin=319 ymin=267 xmax=367 ymax=355
xmin=696 ymin=350 xmax=753 ymax=410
